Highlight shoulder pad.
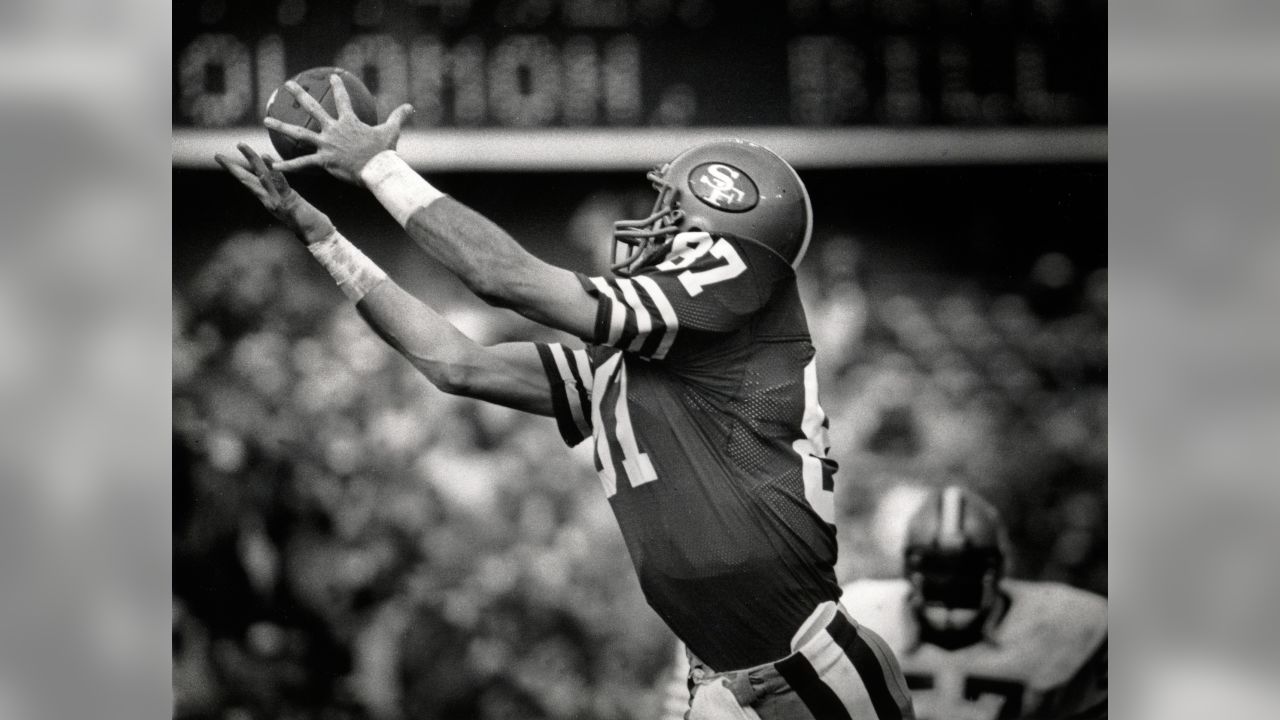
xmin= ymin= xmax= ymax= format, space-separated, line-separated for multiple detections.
xmin=999 ymin=580 xmax=1108 ymax=687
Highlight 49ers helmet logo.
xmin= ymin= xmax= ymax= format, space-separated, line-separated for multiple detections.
xmin=688 ymin=162 xmax=759 ymax=213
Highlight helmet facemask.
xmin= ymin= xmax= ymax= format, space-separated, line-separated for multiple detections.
xmin=907 ymin=545 xmax=1004 ymax=645
xmin=611 ymin=165 xmax=685 ymax=276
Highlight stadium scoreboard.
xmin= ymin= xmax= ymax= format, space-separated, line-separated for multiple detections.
xmin=175 ymin=0 xmax=1105 ymax=130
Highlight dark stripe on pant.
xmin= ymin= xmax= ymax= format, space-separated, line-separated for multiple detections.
xmin=774 ymin=652 xmax=852 ymax=720
xmin=828 ymin=613 xmax=905 ymax=720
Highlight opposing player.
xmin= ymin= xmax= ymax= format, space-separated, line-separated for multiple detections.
xmin=660 ymin=486 xmax=1106 ymax=720
xmin=216 ymin=73 xmax=915 ymax=720
xmin=843 ymin=487 xmax=1107 ymax=720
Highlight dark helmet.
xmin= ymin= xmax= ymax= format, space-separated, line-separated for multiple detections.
xmin=612 ymin=139 xmax=813 ymax=275
xmin=904 ymin=486 xmax=1008 ymax=626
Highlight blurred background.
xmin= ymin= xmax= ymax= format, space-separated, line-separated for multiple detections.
xmin=173 ymin=2 xmax=1105 ymax=719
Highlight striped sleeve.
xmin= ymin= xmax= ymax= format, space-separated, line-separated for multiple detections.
xmin=576 ymin=273 xmax=680 ymax=360
xmin=534 ymin=342 xmax=594 ymax=447
xmin=576 ymin=234 xmax=792 ymax=360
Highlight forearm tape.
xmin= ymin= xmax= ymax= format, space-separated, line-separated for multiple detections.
xmin=307 ymin=231 xmax=389 ymax=302
xmin=359 ymin=150 xmax=446 ymax=227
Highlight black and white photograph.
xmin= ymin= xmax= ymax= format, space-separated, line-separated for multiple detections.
xmin=172 ymin=2 xmax=1107 ymax=719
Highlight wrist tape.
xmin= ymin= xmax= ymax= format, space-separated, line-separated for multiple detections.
xmin=307 ymin=232 xmax=388 ymax=302
xmin=359 ymin=150 xmax=446 ymax=226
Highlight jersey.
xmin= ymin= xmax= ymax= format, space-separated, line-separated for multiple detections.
xmin=536 ymin=231 xmax=841 ymax=671
xmin=840 ymin=579 xmax=1108 ymax=720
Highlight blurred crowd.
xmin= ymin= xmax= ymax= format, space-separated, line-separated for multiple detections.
xmin=173 ymin=218 xmax=1106 ymax=720
xmin=800 ymin=239 xmax=1108 ymax=591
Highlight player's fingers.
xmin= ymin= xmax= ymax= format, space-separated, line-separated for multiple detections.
xmin=261 ymin=156 xmax=292 ymax=198
xmin=213 ymin=152 xmax=247 ymax=173
xmin=238 ymin=142 xmax=272 ymax=178
xmin=383 ymin=103 xmax=415 ymax=132
xmin=283 ymin=80 xmax=333 ymax=125
xmin=216 ymin=152 xmax=256 ymax=183
xmin=257 ymin=156 xmax=282 ymax=202
xmin=238 ymin=144 xmax=283 ymax=203
xmin=263 ymin=117 xmax=322 ymax=145
xmin=271 ymin=154 xmax=324 ymax=173
xmin=329 ymin=73 xmax=354 ymax=119
xmin=216 ymin=155 xmax=272 ymax=203
xmin=224 ymin=162 xmax=263 ymax=192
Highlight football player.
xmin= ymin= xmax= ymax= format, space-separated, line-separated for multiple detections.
xmin=216 ymin=75 xmax=915 ymax=720
xmin=843 ymin=486 xmax=1107 ymax=720
xmin=661 ymin=487 xmax=1107 ymax=720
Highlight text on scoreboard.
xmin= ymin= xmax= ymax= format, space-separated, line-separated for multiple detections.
xmin=175 ymin=0 xmax=1105 ymax=128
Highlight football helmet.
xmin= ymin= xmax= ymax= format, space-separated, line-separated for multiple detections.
xmin=903 ymin=486 xmax=1008 ymax=635
xmin=612 ymin=139 xmax=813 ymax=275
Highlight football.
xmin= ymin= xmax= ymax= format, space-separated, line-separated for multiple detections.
xmin=265 ymin=67 xmax=379 ymax=160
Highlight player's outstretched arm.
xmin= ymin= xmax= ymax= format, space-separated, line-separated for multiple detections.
xmin=215 ymin=143 xmax=555 ymax=416
xmin=393 ymin=195 xmax=597 ymax=339
xmin=355 ymin=283 xmax=554 ymax=415
xmin=263 ymin=74 xmax=597 ymax=341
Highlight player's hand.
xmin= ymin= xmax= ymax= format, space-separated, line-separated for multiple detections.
xmin=264 ymin=73 xmax=414 ymax=185
xmin=215 ymin=143 xmax=335 ymax=244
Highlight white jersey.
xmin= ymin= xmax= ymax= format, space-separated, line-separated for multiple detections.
xmin=840 ymin=579 xmax=1107 ymax=720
